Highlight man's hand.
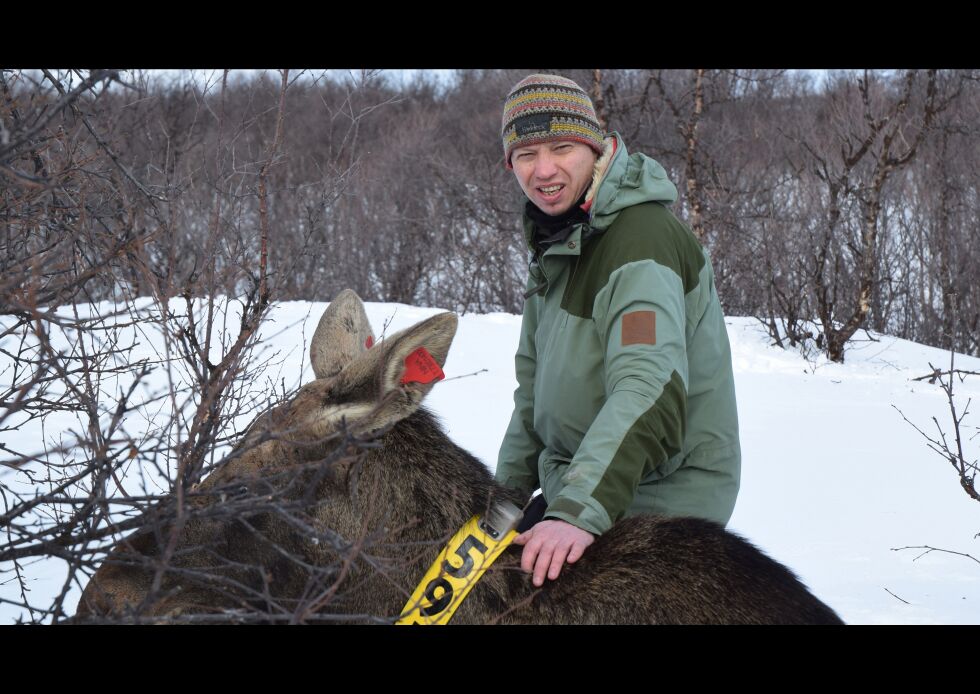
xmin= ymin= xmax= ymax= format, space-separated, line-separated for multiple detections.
xmin=512 ymin=519 xmax=595 ymax=587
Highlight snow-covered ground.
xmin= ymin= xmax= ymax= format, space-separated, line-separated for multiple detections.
xmin=2 ymin=298 xmax=979 ymax=624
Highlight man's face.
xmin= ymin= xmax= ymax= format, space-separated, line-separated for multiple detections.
xmin=511 ymin=140 xmax=598 ymax=216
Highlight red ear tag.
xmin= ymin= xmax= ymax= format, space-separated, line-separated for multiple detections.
xmin=365 ymin=335 xmax=374 ymax=349
xmin=400 ymin=347 xmax=445 ymax=385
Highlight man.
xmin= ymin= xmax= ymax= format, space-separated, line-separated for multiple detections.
xmin=495 ymin=74 xmax=741 ymax=588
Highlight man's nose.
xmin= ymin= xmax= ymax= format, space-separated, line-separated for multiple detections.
xmin=534 ymin=152 xmax=558 ymax=179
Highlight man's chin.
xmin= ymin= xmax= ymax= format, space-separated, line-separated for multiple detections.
xmin=533 ymin=198 xmax=572 ymax=216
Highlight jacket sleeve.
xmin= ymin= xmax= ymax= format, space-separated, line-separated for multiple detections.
xmin=494 ymin=291 xmax=545 ymax=501
xmin=542 ymin=259 xmax=689 ymax=536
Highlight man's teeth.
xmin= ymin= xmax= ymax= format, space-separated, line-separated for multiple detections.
xmin=540 ymin=185 xmax=563 ymax=194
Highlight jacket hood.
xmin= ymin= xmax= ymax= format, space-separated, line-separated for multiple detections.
xmin=584 ymin=131 xmax=678 ymax=229
xmin=522 ymin=132 xmax=678 ymax=252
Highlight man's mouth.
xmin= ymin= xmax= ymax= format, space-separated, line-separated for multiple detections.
xmin=537 ymin=184 xmax=565 ymax=198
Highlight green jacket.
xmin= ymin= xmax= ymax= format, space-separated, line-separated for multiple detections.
xmin=495 ymin=132 xmax=740 ymax=535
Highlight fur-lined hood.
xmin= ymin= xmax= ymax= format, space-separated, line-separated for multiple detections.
xmin=582 ymin=131 xmax=678 ymax=231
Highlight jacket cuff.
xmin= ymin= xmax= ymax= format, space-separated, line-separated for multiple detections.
xmin=543 ymin=494 xmax=612 ymax=536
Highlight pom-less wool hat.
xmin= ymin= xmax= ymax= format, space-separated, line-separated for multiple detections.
xmin=501 ymin=74 xmax=605 ymax=169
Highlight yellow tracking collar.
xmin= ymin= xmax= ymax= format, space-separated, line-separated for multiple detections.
xmin=396 ymin=500 xmax=522 ymax=625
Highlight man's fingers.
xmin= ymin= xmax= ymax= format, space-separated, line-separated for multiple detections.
xmin=548 ymin=543 xmax=571 ymax=580
xmin=567 ymin=542 xmax=586 ymax=564
xmin=520 ymin=534 xmax=540 ymax=574
xmin=516 ymin=521 xmax=595 ymax=586
xmin=531 ymin=544 xmax=554 ymax=587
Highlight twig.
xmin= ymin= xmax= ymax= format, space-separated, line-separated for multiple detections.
xmin=892 ymin=545 xmax=980 ymax=566
xmin=883 ymin=587 xmax=910 ymax=605
xmin=441 ymin=368 xmax=489 ymax=382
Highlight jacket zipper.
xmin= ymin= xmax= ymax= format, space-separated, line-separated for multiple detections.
xmin=524 ymin=221 xmax=593 ymax=300
xmin=567 ymin=223 xmax=591 ymax=292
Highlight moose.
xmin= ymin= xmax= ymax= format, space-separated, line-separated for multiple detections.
xmin=75 ymin=290 xmax=843 ymax=624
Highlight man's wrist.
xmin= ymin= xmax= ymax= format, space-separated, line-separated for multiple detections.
xmin=542 ymin=514 xmax=596 ymax=537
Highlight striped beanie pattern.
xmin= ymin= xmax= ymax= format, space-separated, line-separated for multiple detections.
xmin=501 ymin=73 xmax=605 ymax=169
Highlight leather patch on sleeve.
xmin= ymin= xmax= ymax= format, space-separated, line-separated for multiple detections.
xmin=622 ymin=310 xmax=656 ymax=346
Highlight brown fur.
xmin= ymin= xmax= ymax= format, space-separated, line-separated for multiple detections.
xmin=75 ymin=290 xmax=844 ymax=624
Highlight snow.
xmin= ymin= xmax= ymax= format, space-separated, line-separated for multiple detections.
xmin=2 ymin=299 xmax=979 ymax=624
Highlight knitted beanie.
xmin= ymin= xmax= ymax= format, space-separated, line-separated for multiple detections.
xmin=501 ymin=73 xmax=605 ymax=169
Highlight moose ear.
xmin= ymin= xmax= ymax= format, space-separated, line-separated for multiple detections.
xmin=315 ymin=311 xmax=458 ymax=437
xmin=379 ymin=312 xmax=458 ymax=404
xmin=310 ymin=289 xmax=376 ymax=379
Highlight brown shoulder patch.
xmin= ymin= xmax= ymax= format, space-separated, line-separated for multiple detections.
xmin=622 ymin=310 xmax=656 ymax=346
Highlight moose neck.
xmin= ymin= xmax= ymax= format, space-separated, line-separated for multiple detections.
xmin=371 ymin=409 xmax=492 ymax=517
xmin=339 ymin=407 xmax=534 ymax=623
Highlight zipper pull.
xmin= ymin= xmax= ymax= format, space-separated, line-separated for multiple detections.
xmin=523 ymin=281 xmax=548 ymax=299
xmin=525 ymin=253 xmax=549 ymax=299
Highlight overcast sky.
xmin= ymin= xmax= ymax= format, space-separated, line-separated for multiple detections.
xmin=139 ymin=68 xmax=831 ymax=93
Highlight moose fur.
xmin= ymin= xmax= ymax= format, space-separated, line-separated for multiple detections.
xmin=75 ymin=290 xmax=844 ymax=624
